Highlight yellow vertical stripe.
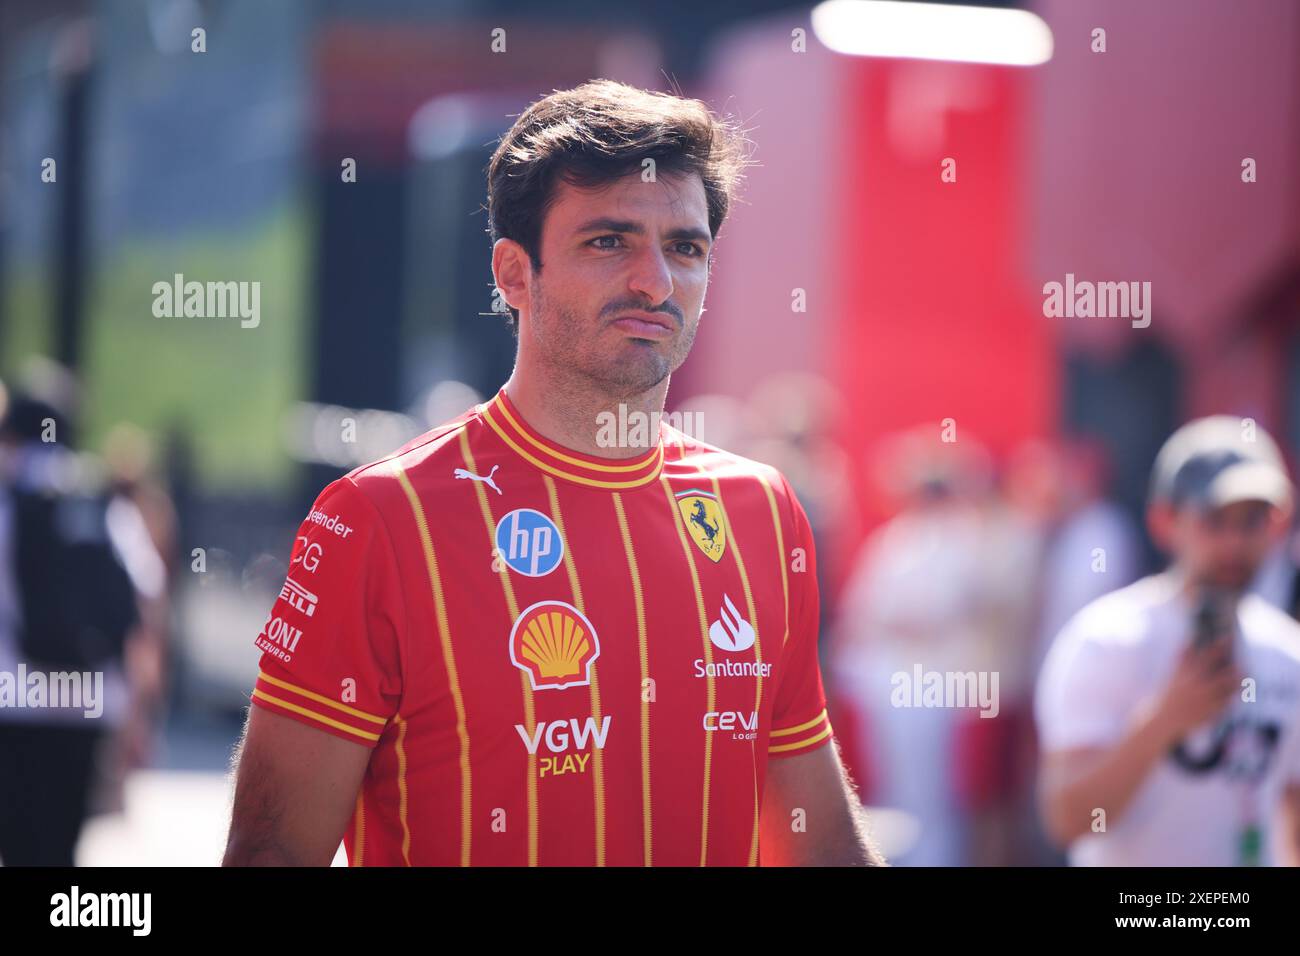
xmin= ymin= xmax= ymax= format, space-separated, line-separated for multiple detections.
xmin=395 ymin=462 xmax=473 ymax=866
xmin=757 ymin=475 xmax=791 ymax=650
xmin=749 ymin=739 xmax=760 ymax=868
xmin=756 ymin=474 xmax=793 ymax=864
xmin=395 ymin=714 xmax=411 ymax=866
xmin=662 ymin=476 xmax=715 ymax=866
xmin=543 ymin=475 xmax=607 ymax=866
xmin=459 ymin=431 xmax=538 ymax=866
xmin=612 ymin=492 xmax=653 ymax=866
xmin=710 ymin=476 xmax=766 ymax=867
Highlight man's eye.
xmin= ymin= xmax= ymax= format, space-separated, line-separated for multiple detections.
xmin=675 ymin=242 xmax=704 ymax=257
xmin=1243 ymin=509 xmax=1270 ymax=532
xmin=591 ymin=235 xmax=623 ymax=249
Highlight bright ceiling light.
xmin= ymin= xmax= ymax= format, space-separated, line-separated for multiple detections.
xmin=811 ymin=0 xmax=1054 ymax=66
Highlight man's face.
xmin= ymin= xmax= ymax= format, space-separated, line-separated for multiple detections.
xmin=507 ymin=170 xmax=712 ymax=396
xmin=1169 ymin=499 xmax=1281 ymax=590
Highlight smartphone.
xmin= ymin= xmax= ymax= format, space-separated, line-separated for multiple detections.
xmin=1192 ymin=588 xmax=1237 ymax=661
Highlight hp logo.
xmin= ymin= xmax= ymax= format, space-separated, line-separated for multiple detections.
xmin=495 ymin=509 xmax=564 ymax=577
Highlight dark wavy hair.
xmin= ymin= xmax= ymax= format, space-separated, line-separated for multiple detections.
xmin=486 ymin=79 xmax=751 ymax=331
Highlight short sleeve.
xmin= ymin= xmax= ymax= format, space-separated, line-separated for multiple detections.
xmin=250 ymin=477 xmax=405 ymax=748
xmin=766 ymin=476 xmax=833 ymax=759
xmin=1034 ymin=614 xmax=1141 ymax=753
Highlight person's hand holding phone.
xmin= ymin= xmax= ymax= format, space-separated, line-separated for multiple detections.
xmin=1152 ymin=639 xmax=1240 ymax=743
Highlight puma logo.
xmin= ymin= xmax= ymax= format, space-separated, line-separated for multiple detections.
xmin=453 ymin=465 xmax=502 ymax=495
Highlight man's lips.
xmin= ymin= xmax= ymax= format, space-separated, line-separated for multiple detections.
xmin=610 ymin=312 xmax=675 ymax=339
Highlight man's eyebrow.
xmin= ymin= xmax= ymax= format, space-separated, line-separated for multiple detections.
xmin=574 ymin=217 xmax=643 ymax=236
xmin=666 ymin=225 xmax=712 ymax=245
xmin=573 ymin=217 xmax=712 ymax=245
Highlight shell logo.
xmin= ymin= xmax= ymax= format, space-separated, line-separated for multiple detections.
xmin=509 ymin=601 xmax=601 ymax=691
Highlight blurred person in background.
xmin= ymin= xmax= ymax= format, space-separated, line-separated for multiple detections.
xmin=956 ymin=439 xmax=1140 ymax=865
xmin=744 ymin=371 xmax=860 ymax=642
xmin=950 ymin=441 xmax=1054 ymax=866
xmin=743 ymin=373 xmax=866 ymax=787
xmin=97 ymin=424 xmax=174 ymax=816
xmin=835 ymin=427 xmax=992 ymax=865
xmin=1036 ymin=416 xmax=1300 ymax=866
xmin=1248 ymin=525 xmax=1300 ymax=615
xmin=0 ymin=363 xmax=165 ymax=866
xmin=1032 ymin=437 xmax=1141 ymax=671
xmin=1247 ymin=501 xmax=1300 ymax=620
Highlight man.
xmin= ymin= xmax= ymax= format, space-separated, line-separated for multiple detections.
xmin=1036 ymin=416 xmax=1300 ymax=865
xmin=224 ymin=80 xmax=880 ymax=866
xmin=0 ymin=381 xmax=157 ymax=866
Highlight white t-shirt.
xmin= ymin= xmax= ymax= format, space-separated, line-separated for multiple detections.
xmin=1035 ymin=572 xmax=1300 ymax=866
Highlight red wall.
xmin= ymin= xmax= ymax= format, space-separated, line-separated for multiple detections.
xmin=828 ymin=58 xmax=1055 ymax=590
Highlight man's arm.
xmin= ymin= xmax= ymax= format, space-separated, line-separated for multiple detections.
xmin=222 ymin=706 xmax=372 ymax=866
xmin=1037 ymin=722 xmax=1172 ymax=848
xmin=1038 ymin=639 xmax=1240 ymax=847
xmin=1276 ymin=783 xmax=1300 ymax=867
xmin=759 ymin=740 xmax=885 ymax=866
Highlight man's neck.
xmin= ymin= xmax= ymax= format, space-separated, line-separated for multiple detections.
xmin=500 ymin=366 xmax=668 ymax=459
xmin=1166 ymin=563 xmax=1248 ymax=604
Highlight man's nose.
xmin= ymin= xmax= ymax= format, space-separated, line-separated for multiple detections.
xmin=626 ymin=246 xmax=674 ymax=305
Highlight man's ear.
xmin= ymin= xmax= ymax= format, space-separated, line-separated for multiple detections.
xmin=491 ymin=238 xmax=531 ymax=315
xmin=1146 ymin=501 xmax=1176 ymax=554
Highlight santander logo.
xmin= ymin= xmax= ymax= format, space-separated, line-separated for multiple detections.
xmin=708 ymin=594 xmax=755 ymax=653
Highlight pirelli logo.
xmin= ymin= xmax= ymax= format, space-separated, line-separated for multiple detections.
xmin=279 ymin=577 xmax=319 ymax=618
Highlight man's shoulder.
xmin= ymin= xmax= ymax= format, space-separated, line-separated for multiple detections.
xmin=1036 ymin=577 xmax=1175 ymax=705
xmin=660 ymin=426 xmax=812 ymax=532
xmin=1239 ymin=593 xmax=1300 ymax=666
xmin=663 ymin=425 xmax=789 ymax=492
xmin=315 ymin=405 xmax=486 ymax=516
xmin=1057 ymin=573 xmax=1176 ymax=648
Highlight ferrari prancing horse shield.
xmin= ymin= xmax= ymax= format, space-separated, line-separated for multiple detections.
xmin=675 ymin=489 xmax=727 ymax=563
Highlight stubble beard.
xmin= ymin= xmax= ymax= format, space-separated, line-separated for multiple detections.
xmin=531 ymin=289 xmax=695 ymax=400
